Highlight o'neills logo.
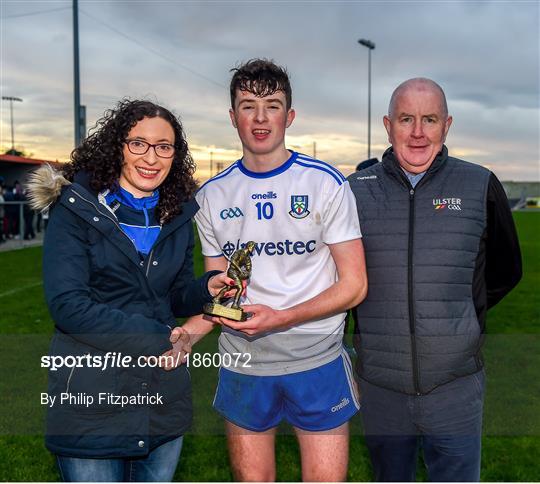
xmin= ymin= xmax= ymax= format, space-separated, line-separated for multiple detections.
xmin=433 ymin=197 xmax=462 ymax=211
xmin=331 ymin=397 xmax=350 ymax=413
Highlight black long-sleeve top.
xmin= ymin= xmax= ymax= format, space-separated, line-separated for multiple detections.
xmin=473 ymin=173 xmax=522 ymax=329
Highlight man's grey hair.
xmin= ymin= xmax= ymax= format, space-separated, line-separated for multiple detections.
xmin=388 ymin=78 xmax=448 ymax=119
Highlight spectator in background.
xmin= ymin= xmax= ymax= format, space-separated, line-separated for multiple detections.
xmin=42 ymin=207 xmax=49 ymax=232
xmin=23 ymin=189 xmax=36 ymax=240
xmin=13 ymin=181 xmax=24 ymax=239
xmin=355 ymin=157 xmax=379 ymax=171
xmin=36 ymin=209 xmax=43 ymax=233
xmin=3 ymin=185 xmax=17 ymax=239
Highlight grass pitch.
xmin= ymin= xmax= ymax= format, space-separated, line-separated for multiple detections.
xmin=0 ymin=212 xmax=537 ymax=481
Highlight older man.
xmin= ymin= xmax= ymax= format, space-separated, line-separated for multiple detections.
xmin=348 ymin=78 xmax=522 ymax=481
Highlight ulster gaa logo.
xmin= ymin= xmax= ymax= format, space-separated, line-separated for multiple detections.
xmin=289 ymin=195 xmax=310 ymax=219
xmin=433 ymin=197 xmax=462 ymax=211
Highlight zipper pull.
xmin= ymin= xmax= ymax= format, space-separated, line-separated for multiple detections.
xmin=409 ymin=189 xmax=415 ymax=197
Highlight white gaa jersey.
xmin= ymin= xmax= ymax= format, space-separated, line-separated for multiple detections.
xmin=195 ymin=151 xmax=361 ymax=375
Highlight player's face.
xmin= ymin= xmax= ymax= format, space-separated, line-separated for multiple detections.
xmin=383 ymin=87 xmax=452 ymax=174
xmin=230 ymin=89 xmax=295 ymax=160
xmin=120 ymin=116 xmax=175 ymax=198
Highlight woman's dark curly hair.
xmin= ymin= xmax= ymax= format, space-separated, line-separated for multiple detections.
xmin=63 ymin=99 xmax=197 ymax=223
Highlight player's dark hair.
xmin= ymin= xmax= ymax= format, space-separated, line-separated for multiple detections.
xmin=230 ymin=58 xmax=292 ymax=110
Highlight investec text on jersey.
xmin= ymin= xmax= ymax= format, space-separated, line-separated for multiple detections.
xmin=222 ymin=239 xmax=316 ymax=258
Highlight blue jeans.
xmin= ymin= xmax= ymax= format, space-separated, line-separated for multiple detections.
xmin=56 ymin=436 xmax=183 ymax=482
xmin=360 ymin=370 xmax=485 ymax=482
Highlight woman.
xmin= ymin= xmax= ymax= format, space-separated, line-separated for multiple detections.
xmin=28 ymin=100 xmax=230 ymax=482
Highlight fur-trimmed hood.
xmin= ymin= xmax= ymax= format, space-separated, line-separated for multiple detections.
xmin=26 ymin=164 xmax=71 ymax=212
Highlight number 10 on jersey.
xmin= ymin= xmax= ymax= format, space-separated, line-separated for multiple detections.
xmin=256 ymin=202 xmax=274 ymax=220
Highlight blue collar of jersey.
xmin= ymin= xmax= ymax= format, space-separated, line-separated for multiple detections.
xmin=105 ymin=186 xmax=159 ymax=211
xmin=237 ymin=151 xmax=298 ymax=178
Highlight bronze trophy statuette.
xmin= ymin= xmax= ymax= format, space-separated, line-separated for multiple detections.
xmin=203 ymin=241 xmax=256 ymax=322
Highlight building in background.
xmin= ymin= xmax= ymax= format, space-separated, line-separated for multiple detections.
xmin=0 ymin=154 xmax=61 ymax=186
xmin=502 ymin=181 xmax=540 ymax=210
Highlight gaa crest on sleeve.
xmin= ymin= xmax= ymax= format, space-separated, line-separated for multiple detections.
xmin=289 ymin=195 xmax=310 ymax=219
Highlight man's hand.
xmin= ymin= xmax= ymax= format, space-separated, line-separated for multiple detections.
xmin=159 ymin=326 xmax=192 ymax=371
xmin=211 ymin=304 xmax=288 ymax=336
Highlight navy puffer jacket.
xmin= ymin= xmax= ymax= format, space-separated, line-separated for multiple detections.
xmin=33 ymin=168 xmax=216 ymax=458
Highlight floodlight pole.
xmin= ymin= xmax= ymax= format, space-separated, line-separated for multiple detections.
xmin=2 ymin=96 xmax=23 ymax=151
xmin=73 ymin=0 xmax=82 ymax=147
xmin=358 ymin=38 xmax=375 ymax=159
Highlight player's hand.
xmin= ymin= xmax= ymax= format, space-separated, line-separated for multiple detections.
xmin=207 ymin=272 xmax=236 ymax=298
xmin=212 ymin=304 xmax=287 ymax=336
xmin=159 ymin=327 xmax=192 ymax=371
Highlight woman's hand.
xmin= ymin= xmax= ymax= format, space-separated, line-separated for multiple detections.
xmin=208 ymin=272 xmax=238 ymax=298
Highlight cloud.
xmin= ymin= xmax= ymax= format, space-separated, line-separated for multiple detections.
xmin=1 ymin=1 xmax=538 ymax=181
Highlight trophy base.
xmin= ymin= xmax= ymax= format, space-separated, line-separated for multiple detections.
xmin=203 ymin=303 xmax=248 ymax=322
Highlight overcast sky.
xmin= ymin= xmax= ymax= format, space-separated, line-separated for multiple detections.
xmin=1 ymin=0 xmax=538 ymax=181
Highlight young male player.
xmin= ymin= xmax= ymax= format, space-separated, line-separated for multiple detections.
xmin=182 ymin=59 xmax=367 ymax=481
